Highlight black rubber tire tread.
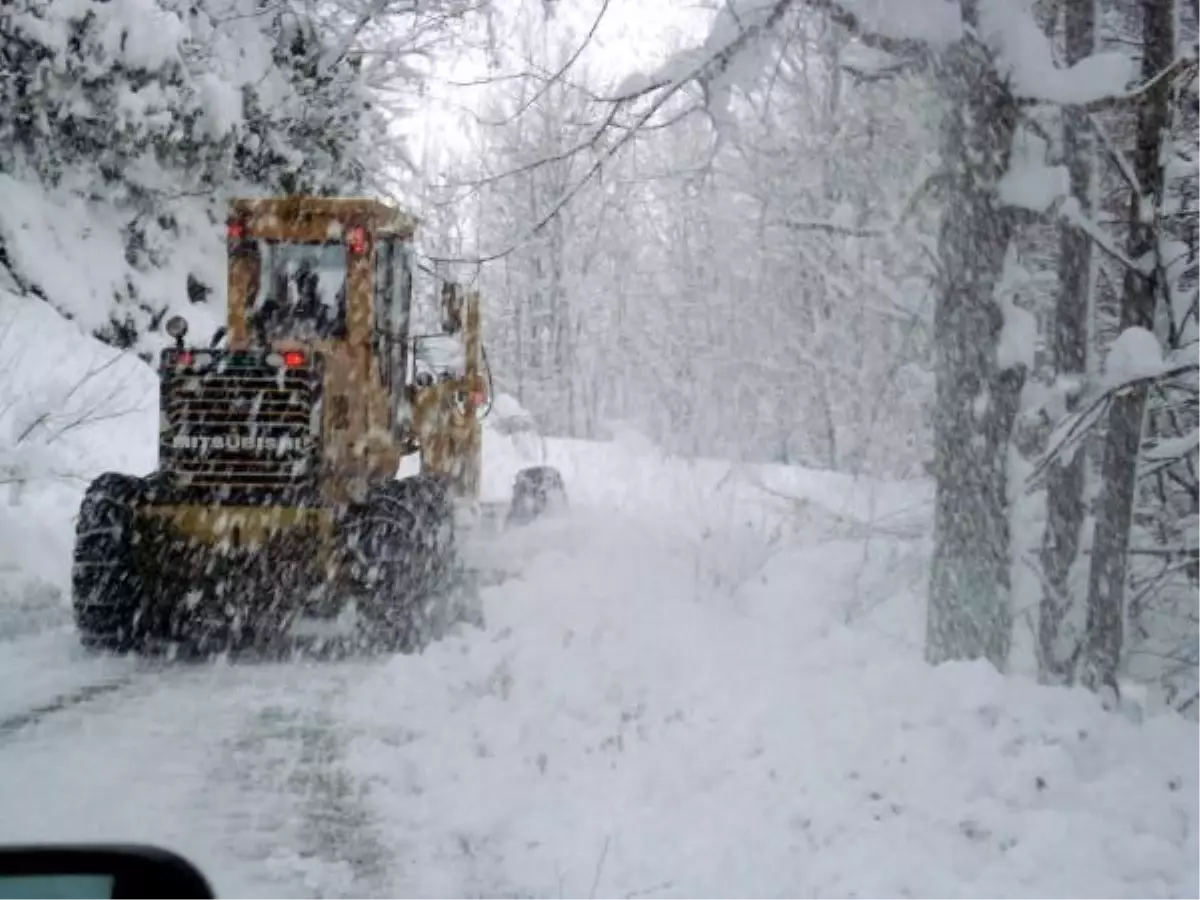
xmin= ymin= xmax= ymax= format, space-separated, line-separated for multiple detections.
xmin=71 ymin=472 xmax=147 ymax=653
xmin=348 ymin=474 xmax=458 ymax=653
xmin=507 ymin=465 xmax=568 ymax=526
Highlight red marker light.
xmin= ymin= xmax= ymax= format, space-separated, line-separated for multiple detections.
xmin=347 ymin=225 xmax=368 ymax=255
xmin=470 ymin=391 xmax=486 ymax=408
xmin=177 ymin=351 xmax=195 ymax=366
xmin=227 ymin=220 xmax=245 ymax=240
xmin=282 ymin=350 xmax=306 ymax=368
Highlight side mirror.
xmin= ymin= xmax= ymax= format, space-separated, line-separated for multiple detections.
xmin=0 ymin=844 xmax=216 ymax=899
xmin=165 ymin=315 xmax=190 ymax=349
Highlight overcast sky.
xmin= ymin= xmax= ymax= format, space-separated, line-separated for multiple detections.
xmin=400 ymin=0 xmax=710 ymax=171
xmin=556 ymin=0 xmax=706 ymax=72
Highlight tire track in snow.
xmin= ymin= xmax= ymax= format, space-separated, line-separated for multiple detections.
xmin=0 ymin=653 xmax=226 ymax=742
xmin=0 ymin=633 xmax=178 ymax=743
xmin=0 ymin=629 xmax=404 ymax=896
xmin=291 ymin=707 xmax=390 ymax=894
xmin=0 ymin=677 xmax=135 ymax=740
xmin=217 ymin=672 xmax=392 ymax=898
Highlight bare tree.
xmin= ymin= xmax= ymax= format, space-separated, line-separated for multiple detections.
xmin=1080 ymin=0 xmax=1179 ymax=697
xmin=924 ymin=10 xmax=1026 ymax=668
xmin=1037 ymin=0 xmax=1096 ymax=684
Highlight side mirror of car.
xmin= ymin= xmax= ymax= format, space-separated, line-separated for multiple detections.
xmin=0 ymin=844 xmax=216 ymax=899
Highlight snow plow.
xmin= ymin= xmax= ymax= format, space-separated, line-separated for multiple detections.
xmin=70 ymin=196 xmax=566 ymax=657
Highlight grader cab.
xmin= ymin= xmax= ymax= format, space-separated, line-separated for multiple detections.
xmin=70 ymin=196 xmax=565 ymax=657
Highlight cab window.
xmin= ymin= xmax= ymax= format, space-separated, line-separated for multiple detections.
xmin=374 ymin=238 xmax=415 ymax=387
xmin=249 ymin=240 xmax=347 ymax=340
xmin=374 ymin=240 xmax=395 ymax=386
xmin=374 ymin=239 xmax=394 ymax=334
xmin=392 ymin=241 xmax=412 ymax=338
xmin=414 ymin=334 xmax=466 ymax=382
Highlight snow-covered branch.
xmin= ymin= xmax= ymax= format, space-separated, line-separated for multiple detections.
xmin=782 ymin=218 xmax=887 ymax=238
xmin=1059 ymin=197 xmax=1150 ymax=275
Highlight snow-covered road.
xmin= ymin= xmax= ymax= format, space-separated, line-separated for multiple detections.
xmin=1 ymin=459 xmax=1196 ymax=899
xmin=0 ymin=633 xmax=392 ymax=897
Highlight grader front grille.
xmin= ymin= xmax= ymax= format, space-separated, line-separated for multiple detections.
xmin=158 ymin=349 xmax=323 ymax=501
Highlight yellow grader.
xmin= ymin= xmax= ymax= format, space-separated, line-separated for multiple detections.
xmin=70 ymin=196 xmax=566 ymax=656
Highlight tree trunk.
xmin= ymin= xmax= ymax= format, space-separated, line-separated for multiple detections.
xmin=1079 ymin=0 xmax=1174 ymax=696
xmin=1037 ymin=0 xmax=1095 ymax=684
xmin=925 ymin=30 xmax=1023 ymax=670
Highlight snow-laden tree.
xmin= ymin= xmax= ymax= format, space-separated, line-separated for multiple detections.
xmin=0 ymin=0 xmax=475 ymax=354
xmin=430 ymin=0 xmax=938 ymax=473
xmin=1029 ymin=0 xmax=1095 ymax=685
xmin=423 ymin=0 xmax=1198 ymax=692
xmin=1070 ymin=0 xmax=1171 ymax=696
xmin=713 ymin=19 xmax=938 ymax=476
xmin=1078 ymin=0 xmax=1197 ymax=704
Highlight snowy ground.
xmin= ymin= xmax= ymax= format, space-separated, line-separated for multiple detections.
xmin=0 ymin=296 xmax=1197 ymax=898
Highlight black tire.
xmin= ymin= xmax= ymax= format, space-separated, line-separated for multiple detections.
xmin=506 ymin=465 xmax=568 ymax=526
xmin=346 ymin=474 xmax=458 ymax=653
xmin=71 ymin=472 xmax=148 ymax=653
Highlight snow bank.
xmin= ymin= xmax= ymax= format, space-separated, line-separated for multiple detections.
xmin=338 ymin=509 xmax=1197 ymax=898
xmin=0 ymin=290 xmax=157 ymax=589
xmin=525 ymin=432 xmax=928 ymax=537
